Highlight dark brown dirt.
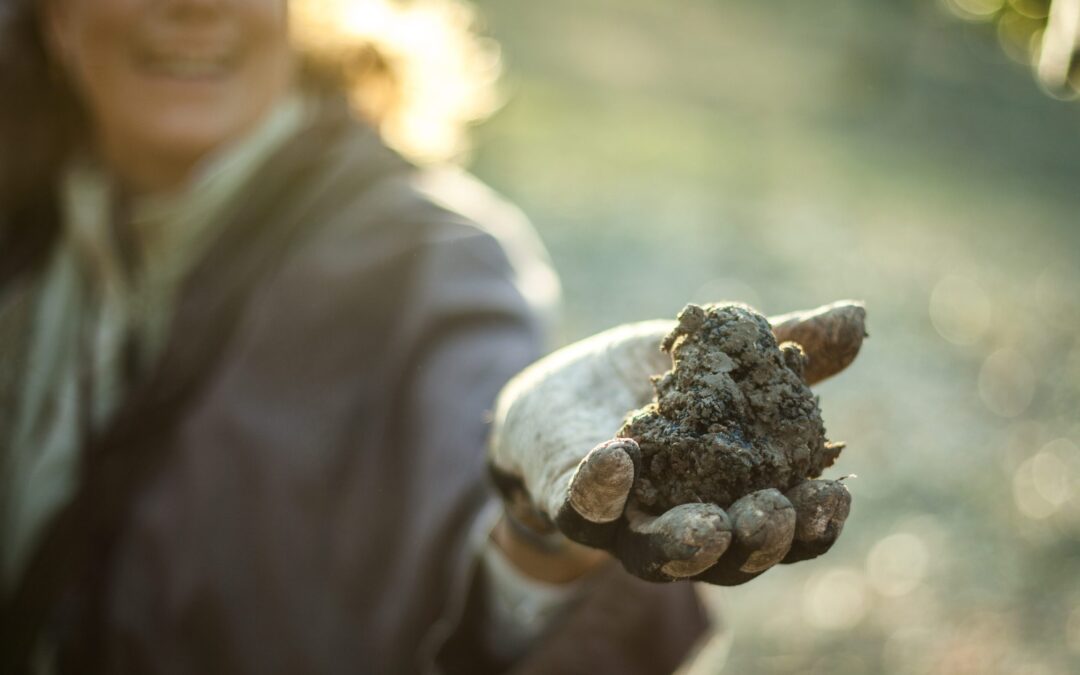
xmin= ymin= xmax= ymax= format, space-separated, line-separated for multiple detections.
xmin=618 ymin=303 xmax=843 ymax=514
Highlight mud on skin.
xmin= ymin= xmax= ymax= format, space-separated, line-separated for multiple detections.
xmin=619 ymin=303 xmax=844 ymax=514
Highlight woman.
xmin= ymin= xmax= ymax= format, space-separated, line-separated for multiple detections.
xmin=0 ymin=1 xmax=859 ymax=672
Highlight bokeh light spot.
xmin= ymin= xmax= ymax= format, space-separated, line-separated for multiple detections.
xmin=978 ymin=349 xmax=1036 ymax=417
xmin=1009 ymin=0 xmax=1050 ymax=19
xmin=802 ymin=567 xmax=869 ymax=631
xmin=929 ymin=274 xmax=992 ymax=345
xmin=997 ymin=11 xmax=1043 ymax=63
xmin=1013 ymin=445 xmax=1072 ymax=519
xmin=944 ymin=0 xmax=1006 ymax=21
xmin=867 ymin=532 xmax=930 ymax=597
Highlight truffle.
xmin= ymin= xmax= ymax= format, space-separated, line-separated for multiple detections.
xmin=619 ymin=303 xmax=843 ymax=513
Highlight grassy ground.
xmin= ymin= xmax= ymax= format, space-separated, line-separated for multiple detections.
xmin=469 ymin=0 xmax=1080 ymax=672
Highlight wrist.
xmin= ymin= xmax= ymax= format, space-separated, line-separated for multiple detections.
xmin=491 ymin=515 xmax=610 ymax=584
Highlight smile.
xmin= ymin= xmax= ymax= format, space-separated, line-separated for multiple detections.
xmin=137 ymin=47 xmax=240 ymax=80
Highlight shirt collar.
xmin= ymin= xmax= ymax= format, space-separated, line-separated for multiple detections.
xmin=62 ymin=93 xmax=311 ymax=293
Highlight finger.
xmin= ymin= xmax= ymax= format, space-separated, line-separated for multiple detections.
xmin=568 ymin=438 xmax=638 ymax=522
xmin=615 ymin=502 xmax=732 ymax=582
xmin=769 ymin=300 xmax=867 ymax=385
xmin=782 ymin=479 xmax=851 ymax=564
xmin=554 ymin=438 xmax=639 ymax=550
xmin=728 ymin=489 xmax=797 ymax=572
xmin=694 ymin=489 xmax=795 ymax=585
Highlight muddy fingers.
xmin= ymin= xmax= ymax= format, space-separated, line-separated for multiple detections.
xmin=727 ymin=489 xmax=797 ymax=572
xmin=615 ymin=502 xmax=732 ymax=582
xmin=689 ymin=489 xmax=797 ymax=586
xmin=782 ymin=479 xmax=852 ymax=564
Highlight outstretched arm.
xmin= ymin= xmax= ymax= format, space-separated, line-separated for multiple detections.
xmin=489 ymin=301 xmax=866 ymax=585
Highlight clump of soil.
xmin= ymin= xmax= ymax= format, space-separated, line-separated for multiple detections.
xmin=619 ymin=303 xmax=843 ymax=514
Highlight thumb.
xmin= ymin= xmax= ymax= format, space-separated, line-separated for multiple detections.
xmin=488 ymin=321 xmax=673 ymax=520
xmin=552 ymin=438 xmax=640 ymax=550
xmin=768 ymin=300 xmax=867 ymax=385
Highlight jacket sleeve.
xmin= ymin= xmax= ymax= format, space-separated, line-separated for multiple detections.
xmin=396 ymin=178 xmax=712 ymax=674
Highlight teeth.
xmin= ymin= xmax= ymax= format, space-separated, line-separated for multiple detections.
xmin=145 ymin=55 xmax=231 ymax=78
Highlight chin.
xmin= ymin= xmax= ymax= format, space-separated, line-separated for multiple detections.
xmin=135 ymin=112 xmax=258 ymax=178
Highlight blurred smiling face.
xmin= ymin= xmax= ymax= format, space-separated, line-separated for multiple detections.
xmin=44 ymin=0 xmax=294 ymax=190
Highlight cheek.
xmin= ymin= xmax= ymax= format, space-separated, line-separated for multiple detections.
xmin=57 ymin=2 xmax=135 ymax=115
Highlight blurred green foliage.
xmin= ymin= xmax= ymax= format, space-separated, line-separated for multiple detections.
xmin=468 ymin=0 xmax=1080 ymax=672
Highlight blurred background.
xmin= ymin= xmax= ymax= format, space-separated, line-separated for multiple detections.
xmin=466 ymin=0 xmax=1080 ymax=672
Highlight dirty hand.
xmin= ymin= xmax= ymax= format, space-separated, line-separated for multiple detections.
xmin=488 ymin=301 xmax=866 ymax=585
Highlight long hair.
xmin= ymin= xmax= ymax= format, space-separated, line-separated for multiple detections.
xmin=0 ymin=0 xmax=501 ymax=211
xmin=292 ymin=0 xmax=502 ymax=163
xmin=0 ymin=0 xmax=84 ymax=210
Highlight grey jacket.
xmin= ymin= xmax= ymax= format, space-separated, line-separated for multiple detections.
xmin=0 ymin=106 xmax=708 ymax=674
